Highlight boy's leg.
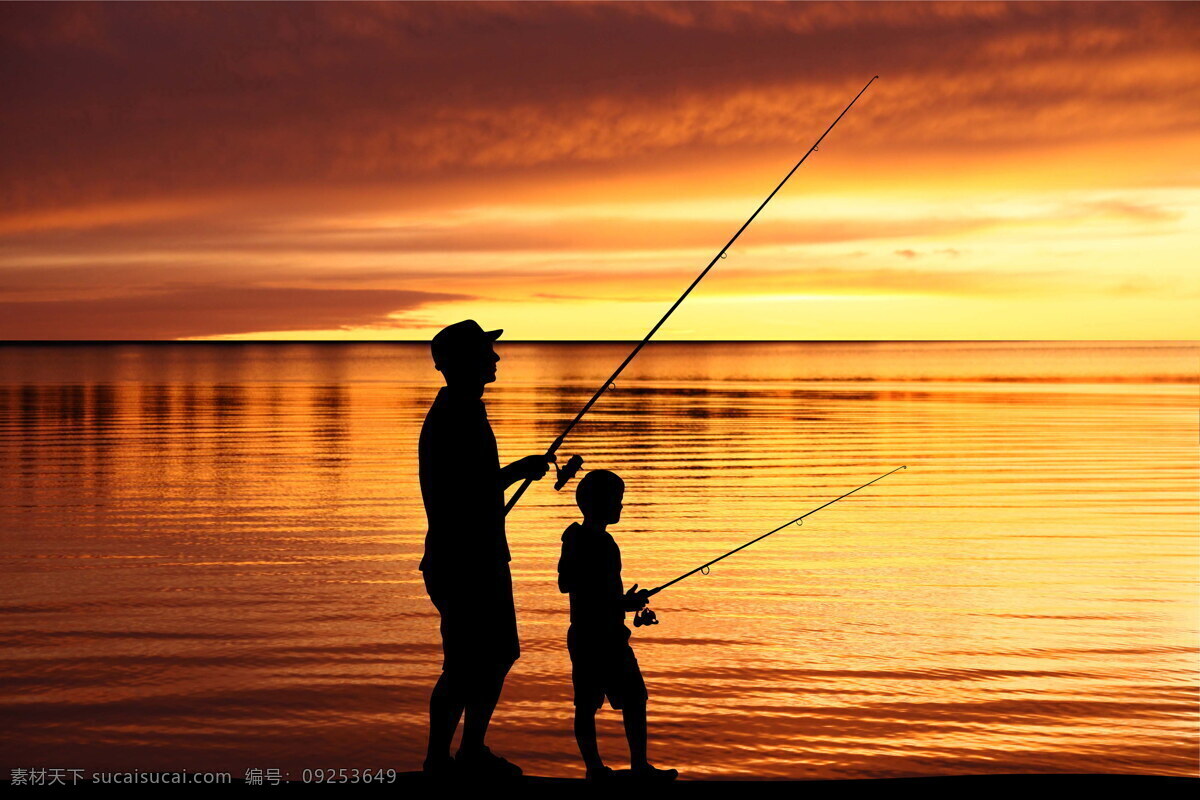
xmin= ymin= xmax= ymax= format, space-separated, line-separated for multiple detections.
xmin=623 ymin=700 xmax=677 ymax=780
xmin=617 ymin=646 xmax=674 ymax=777
xmin=574 ymin=704 xmax=605 ymax=772
xmin=621 ymin=700 xmax=648 ymax=768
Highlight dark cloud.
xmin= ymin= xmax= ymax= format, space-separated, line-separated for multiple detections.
xmin=0 ymin=286 xmax=469 ymax=340
xmin=1 ymin=2 xmax=1196 ymax=212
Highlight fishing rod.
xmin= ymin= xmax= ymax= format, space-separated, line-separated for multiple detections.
xmin=637 ymin=466 xmax=905 ymax=617
xmin=505 ymin=76 xmax=880 ymax=515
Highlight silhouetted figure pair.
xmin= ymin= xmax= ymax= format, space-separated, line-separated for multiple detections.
xmin=419 ymin=320 xmax=674 ymax=782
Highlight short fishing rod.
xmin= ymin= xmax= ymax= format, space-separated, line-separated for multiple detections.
xmin=505 ymin=76 xmax=880 ymax=515
xmin=647 ymin=465 xmax=905 ymax=598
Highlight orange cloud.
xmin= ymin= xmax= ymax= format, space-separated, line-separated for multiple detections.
xmin=1 ymin=2 xmax=1197 ymax=339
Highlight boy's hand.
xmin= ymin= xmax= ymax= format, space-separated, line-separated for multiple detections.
xmin=623 ymin=584 xmax=651 ymax=611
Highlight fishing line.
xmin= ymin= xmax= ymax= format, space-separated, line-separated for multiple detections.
xmin=646 ymin=465 xmax=905 ymax=597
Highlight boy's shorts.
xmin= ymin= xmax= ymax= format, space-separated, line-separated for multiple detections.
xmin=567 ymin=625 xmax=648 ymax=710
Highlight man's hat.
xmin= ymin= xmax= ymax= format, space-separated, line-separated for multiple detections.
xmin=431 ymin=319 xmax=502 ymax=370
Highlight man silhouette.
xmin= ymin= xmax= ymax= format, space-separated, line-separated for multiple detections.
xmin=419 ymin=320 xmax=554 ymax=778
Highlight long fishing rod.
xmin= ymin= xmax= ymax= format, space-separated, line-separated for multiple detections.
xmin=646 ymin=465 xmax=905 ymax=598
xmin=505 ymin=76 xmax=880 ymax=515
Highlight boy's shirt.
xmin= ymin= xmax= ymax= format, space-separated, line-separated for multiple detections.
xmin=558 ymin=522 xmax=630 ymax=642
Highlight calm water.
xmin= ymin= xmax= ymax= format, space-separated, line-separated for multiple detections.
xmin=1 ymin=342 xmax=1197 ymax=779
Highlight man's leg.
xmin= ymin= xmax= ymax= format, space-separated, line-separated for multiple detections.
xmin=460 ymin=562 xmax=520 ymax=755
xmin=459 ymin=662 xmax=510 ymax=753
xmin=423 ymin=569 xmax=465 ymax=768
xmin=425 ymin=671 xmax=465 ymax=763
xmin=453 ymin=564 xmax=523 ymax=776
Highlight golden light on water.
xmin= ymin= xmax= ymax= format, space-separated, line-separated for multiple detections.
xmin=1 ymin=342 xmax=1196 ymax=778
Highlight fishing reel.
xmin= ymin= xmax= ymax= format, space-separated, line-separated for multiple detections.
xmin=633 ymin=607 xmax=659 ymax=627
xmin=553 ymin=454 xmax=584 ymax=491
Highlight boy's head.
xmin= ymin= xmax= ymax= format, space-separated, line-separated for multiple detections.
xmin=576 ymin=469 xmax=624 ymax=526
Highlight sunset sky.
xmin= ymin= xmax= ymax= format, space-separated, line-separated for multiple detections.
xmin=2 ymin=1 xmax=1197 ymax=340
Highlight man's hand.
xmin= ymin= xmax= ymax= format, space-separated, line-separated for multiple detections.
xmin=623 ymin=584 xmax=652 ymax=612
xmin=499 ymin=454 xmax=555 ymax=489
xmin=514 ymin=454 xmax=556 ymax=480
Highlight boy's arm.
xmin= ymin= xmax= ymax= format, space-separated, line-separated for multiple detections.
xmin=559 ymin=535 xmax=649 ymax=611
xmin=557 ymin=533 xmax=578 ymax=594
xmin=557 ymin=556 xmax=572 ymax=594
xmin=558 ymin=539 xmax=615 ymax=601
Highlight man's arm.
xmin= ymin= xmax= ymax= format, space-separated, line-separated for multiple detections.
xmin=498 ymin=454 xmax=556 ymax=490
xmin=419 ymin=412 xmax=472 ymax=530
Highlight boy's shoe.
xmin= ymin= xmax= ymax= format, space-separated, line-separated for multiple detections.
xmin=454 ymin=746 xmax=523 ymax=778
xmin=630 ymin=764 xmax=678 ymax=782
xmin=585 ymin=766 xmax=616 ymax=782
xmin=421 ymin=755 xmax=456 ymax=777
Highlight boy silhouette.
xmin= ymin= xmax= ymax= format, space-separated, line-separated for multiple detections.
xmin=557 ymin=470 xmax=677 ymax=782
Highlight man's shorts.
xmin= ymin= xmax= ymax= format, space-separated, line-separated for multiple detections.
xmin=423 ymin=562 xmax=520 ymax=675
xmin=567 ymin=625 xmax=648 ymax=711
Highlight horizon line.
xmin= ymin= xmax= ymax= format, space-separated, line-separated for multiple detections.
xmin=1 ymin=339 xmax=1194 ymax=346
